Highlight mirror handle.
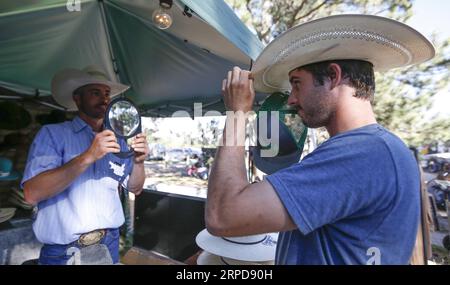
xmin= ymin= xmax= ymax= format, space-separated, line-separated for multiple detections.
xmin=113 ymin=126 xmax=141 ymax=159
xmin=114 ymin=151 xmax=134 ymax=159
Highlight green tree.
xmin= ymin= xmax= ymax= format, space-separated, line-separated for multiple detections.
xmin=373 ymin=37 xmax=450 ymax=146
xmin=226 ymin=0 xmax=450 ymax=147
xmin=195 ymin=118 xmax=222 ymax=147
xmin=226 ymin=0 xmax=413 ymax=44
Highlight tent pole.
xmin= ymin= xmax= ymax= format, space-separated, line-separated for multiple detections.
xmin=0 ymin=95 xmax=66 ymax=111
xmin=32 ymin=99 xmax=66 ymax=111
xmin=0 ymin=95 xmax=22 ymax=100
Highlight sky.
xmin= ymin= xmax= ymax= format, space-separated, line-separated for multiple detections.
xmin=407 ymin=0 xmax=450 ymax=117
xmin=407 ymin=0 xmax=450 ymax=41
xmin=143 ymin=0 xmax=450 ymax=139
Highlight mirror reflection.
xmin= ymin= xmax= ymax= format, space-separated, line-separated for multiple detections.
xmin=108 ymin=101 xmax=140 ymax=137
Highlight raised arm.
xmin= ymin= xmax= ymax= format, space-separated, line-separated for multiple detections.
xmin=126 ymin=133 xmax=149 ymax=195
xmin=205 ymin=67 xmax=296 ymax=237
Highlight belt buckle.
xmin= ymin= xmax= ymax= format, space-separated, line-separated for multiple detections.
xmin=78 ymin=229 xmax=106 ymax=246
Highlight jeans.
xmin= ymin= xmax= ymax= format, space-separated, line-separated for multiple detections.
xmin=38 ymin=228 xmax=120 ymax=265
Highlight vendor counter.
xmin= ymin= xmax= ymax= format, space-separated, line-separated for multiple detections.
xmin=1 ymin=184 xmax=206 ymax=265
xmin=0 ymin=217 xmax=42 ymax=265
xmin=134 ymin=185 xmax=206 ymax=262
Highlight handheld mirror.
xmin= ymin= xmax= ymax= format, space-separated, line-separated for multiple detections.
xmin=104 ymin=97 xmax=142 ymax=159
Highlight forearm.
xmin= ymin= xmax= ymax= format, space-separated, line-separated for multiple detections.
xmin=207 ymin=117 xmax=250 ymax=225
xmin=127 ymin=162 xmax=145 ymax=194
xmin=23 ymin=152 xmax=93 ymax=205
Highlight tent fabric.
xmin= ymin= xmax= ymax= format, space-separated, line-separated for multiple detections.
xmin=178 ymin=0 xmax=262 ymax=61
xmin=0 ymin=0 xmax=265 ymax=116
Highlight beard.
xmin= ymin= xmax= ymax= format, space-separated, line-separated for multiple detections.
xmin=79 ymin=99 xmax=106 ymax=119
xmin=299 ymin=88 xmax=335 ymax=128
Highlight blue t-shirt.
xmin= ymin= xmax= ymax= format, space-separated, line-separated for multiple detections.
xmin=266 ymin=124 xmax=420 ymax=265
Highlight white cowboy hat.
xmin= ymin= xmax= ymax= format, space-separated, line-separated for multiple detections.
xmin=195 ymin=229 xmax=278 ymax=262
xmin=196 ymin=250 xmax=275 ymax=265
xmin=251 ymin=14 xmax=436 ymax=93
xmin=51 ymin=66 xmax=129 ymax=111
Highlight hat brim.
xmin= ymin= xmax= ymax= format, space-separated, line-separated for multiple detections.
xmin=11 ymin=187 xmax=24 ymax=199
xmin=0 ymin=208 xmax=16 ymax=223
xmin=196 ymin=251 xmax=226 ymax=265
xmin=195 ymin=229 xmax=278 ymax=262
xmin=252 ymin=14 xmax=435 ymax=93
xmin=0 ymin=170 xmax=20 ymax=181
xmin=8 ymin=196 xmax=33 ymax=210
xmin=197 ymin=251 xmax=274 ymax=265
xmin=253 ymin=113 xmax=303 ymax=175
xmin=51 ymin=69 xmax=129 ymax=111
xmin=0 ymin=213 xmax=15 ymax=223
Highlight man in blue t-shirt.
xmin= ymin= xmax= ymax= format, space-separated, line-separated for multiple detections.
xmin=205 ymin=15 xmax=435 ymax=265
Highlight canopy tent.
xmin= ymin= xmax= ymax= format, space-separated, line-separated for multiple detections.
xmin=0 ymin=0 xmax=265 ymax=117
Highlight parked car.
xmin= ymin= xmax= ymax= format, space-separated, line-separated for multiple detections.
xmin=184 ymin=147 xmax=203 ymax=158
xmin=165 ymin=148 xmax=187 ymax=162
xmin=146 ymin=143 xmax=166 ymax=161
xmin=422 ymin=153 xmax=450 ymax=173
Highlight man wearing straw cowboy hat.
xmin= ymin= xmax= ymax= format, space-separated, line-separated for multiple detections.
xmin=206 ymin=15 xmax=435 ymax=265
xmin=21 ymin=66 xmax=149 ymax=265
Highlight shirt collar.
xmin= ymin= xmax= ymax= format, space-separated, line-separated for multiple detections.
xmin=71 ymin=116 xmax=90 ymax=133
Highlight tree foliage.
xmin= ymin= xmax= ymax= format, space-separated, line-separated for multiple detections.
xmin=226 ymin=0 xmax=413 ymax=44
xmin=373 ymin=37 xmax=450 ymax=146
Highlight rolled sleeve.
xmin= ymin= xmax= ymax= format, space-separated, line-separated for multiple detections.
xmin=21 ymin=127 xmax=63 ymax=189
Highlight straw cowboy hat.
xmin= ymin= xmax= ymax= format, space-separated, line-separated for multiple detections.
xmin=8 ymin=187 xmax=34 ymax=210
xmin=197 ymin=250 xmax=275 ymax=265
xmin=251 ymin=14 xmax=435 ymax=93
xmin=51 ymin=66 xmax=129 ymax=111
xmin=195 ymin=229 xmax=278 ymax=262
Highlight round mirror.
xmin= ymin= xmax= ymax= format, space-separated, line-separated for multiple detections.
xmin=108 ymin=101 xmax=140 ymax=137
xmin=104 ymin=97 xmax=142 ymax=159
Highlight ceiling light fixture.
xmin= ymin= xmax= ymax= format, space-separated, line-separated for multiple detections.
xmin=152 ymin=0 xmax=173 ymax=30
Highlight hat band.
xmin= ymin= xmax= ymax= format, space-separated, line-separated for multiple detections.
xmin=222 ymin=235 xmax=267 ymax=245
xmin=273 ymin=28 xmax=412 ymax=65
xmin=0 ymin=171 xmax=11 ymax=177
xmin=264 ymin=28 xmax=412 ymax=90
